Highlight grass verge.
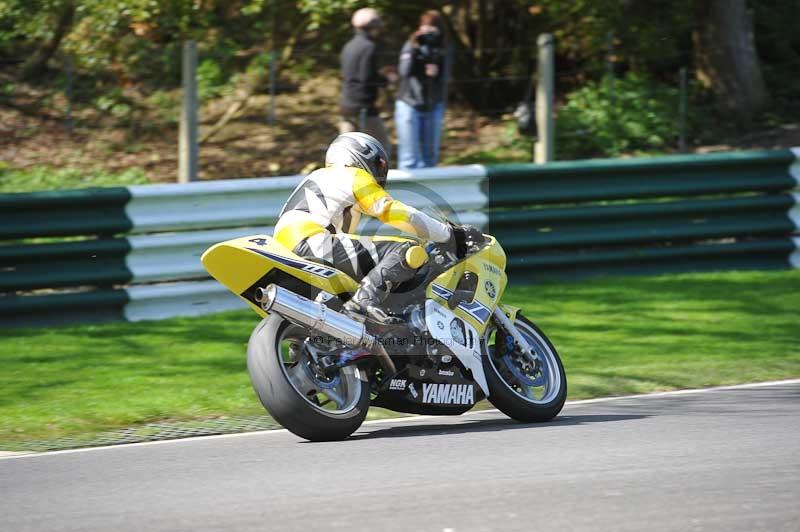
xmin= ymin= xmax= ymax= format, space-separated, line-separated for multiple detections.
xmin=0 ymin=165 xmax=149 ymax=193
xmin=1 ymin=270 xmax=798 ymax=445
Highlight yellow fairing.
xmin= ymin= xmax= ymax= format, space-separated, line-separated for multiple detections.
xmin=201 ymin=234 xmax=359 ymax=317
xmin=426 ymin=236 xmax=507 ymax=334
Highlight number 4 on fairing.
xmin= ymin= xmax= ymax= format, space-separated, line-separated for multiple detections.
xmin=201 ymin=223 xmax=566 ymax=442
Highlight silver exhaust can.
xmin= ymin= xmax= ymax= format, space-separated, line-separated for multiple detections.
xmin=256 ymin=284 xmax=374 ymax=348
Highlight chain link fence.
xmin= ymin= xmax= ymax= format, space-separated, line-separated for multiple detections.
xmin=0 ymin=42 xmax=697 ymax=184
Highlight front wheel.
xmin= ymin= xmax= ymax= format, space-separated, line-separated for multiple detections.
xmin=247 ymin=315 xmax=371 ymax=441
xmin=482 ymin=314 xmax=567 ymax=422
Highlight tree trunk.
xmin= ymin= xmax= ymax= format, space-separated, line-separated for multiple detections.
xmin=20 ymin=1 xmax=76 ymax=80
xmin=692 ymin=0 xmax=769 ymax=117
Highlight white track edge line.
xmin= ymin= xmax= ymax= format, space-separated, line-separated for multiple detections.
xmin=2 ymin=377 xmax=799 ymax=461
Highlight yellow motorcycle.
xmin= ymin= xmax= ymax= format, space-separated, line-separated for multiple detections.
xmin=202 ymin=226 xmax=566 ymax=441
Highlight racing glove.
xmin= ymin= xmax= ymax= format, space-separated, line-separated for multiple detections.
xmin=450 ymin=224 xmax=484 ymax=258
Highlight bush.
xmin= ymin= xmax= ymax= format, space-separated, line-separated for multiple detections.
xmin=556 ymin=73 xmax=680 ymax=159
xmin=145 ymin=90 xmax=180 ymax=126
xmin=93 ymin=89 xmax=134 ymax=120
xmin=197 ymin=58 xmax=226 ymax=102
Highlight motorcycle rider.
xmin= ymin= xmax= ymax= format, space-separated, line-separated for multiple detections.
xmin=274 ymin=132 xmax=457 ymax=323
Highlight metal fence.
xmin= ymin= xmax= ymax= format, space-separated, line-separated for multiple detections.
xmin=1 ymin=40 xmax=701 ymax=184
xmin=1 ymin=148 xmax=798 ymax=327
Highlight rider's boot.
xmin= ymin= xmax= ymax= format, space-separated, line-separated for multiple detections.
xmin=343 ymin=243 xmax=428 ymax=325
xmin=343 ymin=278 xmax=403 ymax=324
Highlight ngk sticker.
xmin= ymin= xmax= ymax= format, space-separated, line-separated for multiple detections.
xmin=389 ymin=379 xmax=406 ymax=391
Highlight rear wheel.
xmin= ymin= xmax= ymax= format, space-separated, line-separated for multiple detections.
xmin=482 ymin=315 xmax=566 ymax=422
xmin=247 ymin=315 xmax=370 ymax=441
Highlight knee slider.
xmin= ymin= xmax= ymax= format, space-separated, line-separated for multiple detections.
xmin=404 ymin=245 xmax=429 ymax=269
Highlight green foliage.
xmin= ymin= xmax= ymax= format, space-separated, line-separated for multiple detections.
xmin=197 ymin=58 xmax=225 ymax=101
xmin=145 ymin=88 xmax=179 ymax=121
xmin=442 ymin=121 xmax=535 ymax=165
xmin=556 ymin=73 xmax=679 ymax=158
xmin=0 ymin=165 xmax=149 ymax=192
xmin=538 ymin=0 xmax=693 ymax=73
xmin=0 ymin=0 xmax=71 ymax=48
xmin=752 ymin=0 xmax=800 ymax=115
xmin=0 ymin=0 xmax=798 ymax=162
xmin=93 ymin=88 xmax=134 ymax=119
xmin=289 ymin=55 xmax=318 ymax=79
xmin=298 ymin=0 xmax=387 ymax=31
xmin=0 ymin=79 xmax=15 ymax=100
xmin=62 ymin=1 xmax=205 ymax=84
xmin=248 ymin=50 xmax=274 ymax=76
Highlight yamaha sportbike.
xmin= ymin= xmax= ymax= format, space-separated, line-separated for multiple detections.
xmin=202 ymin=225 xmax=566 ymax=441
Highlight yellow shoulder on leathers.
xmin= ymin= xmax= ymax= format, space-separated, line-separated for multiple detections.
xmin=351 ymin=167 xmax=451 ymax=242
xmin=275 ymin=165 xmax=451 ymax=250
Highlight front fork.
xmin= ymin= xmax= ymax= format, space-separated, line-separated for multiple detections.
xmin=492 ymin=307 xmax=540 ymax=366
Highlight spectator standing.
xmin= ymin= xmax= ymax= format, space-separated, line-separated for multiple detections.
xmin=339 ymin=8 xmax=395 ymax=155
xmin=395 ymin=10 xmax=449 ymax=169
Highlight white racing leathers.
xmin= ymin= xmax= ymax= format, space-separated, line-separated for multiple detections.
xmin=274 ymin=165 xmax=453 ymax=314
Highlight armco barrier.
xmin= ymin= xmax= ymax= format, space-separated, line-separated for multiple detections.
xmin=484 ymin=149 xmax=799 ymax=278
xmin=0 ymin=149 xmax=798 ymax=326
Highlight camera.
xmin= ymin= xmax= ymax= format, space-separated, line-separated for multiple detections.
xmin=416 ymin=31 xmax=443 ymax=63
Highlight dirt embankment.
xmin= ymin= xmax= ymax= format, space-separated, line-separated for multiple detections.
xmin=0 ymin=71 xmax=509 ymax=182
xmin=2 ymin=70 xmax=798 ymax=184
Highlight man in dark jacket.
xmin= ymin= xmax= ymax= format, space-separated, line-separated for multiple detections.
xmin=339 ymin=8 xmax=395 ymax=156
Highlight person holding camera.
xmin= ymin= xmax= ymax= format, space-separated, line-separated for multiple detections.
xmin=394 ymin=10 xmax=449 ymax=169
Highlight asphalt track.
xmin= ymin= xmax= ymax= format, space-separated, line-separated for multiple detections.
xmin=2 ymin=380 xmax=799 ymax=532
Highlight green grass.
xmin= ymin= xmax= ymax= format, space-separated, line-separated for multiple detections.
xmin=0 ymin=164 xmax=149 ymax=193
xmin=1 ymin=270 xmax=799 ymax=444
xmin=442 ymin=121 xmax=535 ymax=165
xmin=442 ymin=146 xmax=533 ymax=166
xmin=503 ymin=270 xmax=800 ymax=397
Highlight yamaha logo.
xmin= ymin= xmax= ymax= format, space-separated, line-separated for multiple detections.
xmin=485 ymin=280 xmax=497 ymax=298
xmin=482 ymin=263 xmax=501 ymax=275
xmin=422 ymin=383 xmax=474 ymax=405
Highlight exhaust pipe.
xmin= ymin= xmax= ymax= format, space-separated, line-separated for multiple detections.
xmin=255 ymin=284 xmax=396 ymax=373
xmin=256 ymin=284 xmax=373 ymax=347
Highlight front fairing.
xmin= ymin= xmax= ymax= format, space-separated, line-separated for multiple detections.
xmin=425 ymin=236 xmax=507 ymax=334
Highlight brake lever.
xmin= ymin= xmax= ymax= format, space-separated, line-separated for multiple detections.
xmin=424 ymin=242 xmax=456 ymax=270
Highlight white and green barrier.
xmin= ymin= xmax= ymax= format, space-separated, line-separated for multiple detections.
xmin=1 ymin=149 xmax=798 ymax=326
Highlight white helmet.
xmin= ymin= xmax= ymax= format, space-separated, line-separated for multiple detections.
xmin=325 ymin=132 xmax=389 ymax=185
